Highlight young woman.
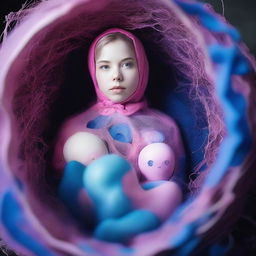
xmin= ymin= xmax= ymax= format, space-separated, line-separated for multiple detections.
xmin=54 ymin=28 xmax=185 ymax=242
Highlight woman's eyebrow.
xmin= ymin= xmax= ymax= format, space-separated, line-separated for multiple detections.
xmin=96 ymin=57 xmax=135 ymax=64
xmin=96 ymin=60 xmax=110 ymax=64
xmin=122 ymin=57 xmax=135 ymax=62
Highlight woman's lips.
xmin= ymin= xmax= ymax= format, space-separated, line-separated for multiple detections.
xmin=110 ymin=86 xmax=125 ymax=94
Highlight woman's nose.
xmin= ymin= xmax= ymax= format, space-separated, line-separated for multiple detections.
xmin=112 ymin=68 xmax=123 ymax=81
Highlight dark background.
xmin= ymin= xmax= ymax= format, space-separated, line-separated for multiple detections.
xmin=1 ymin=0 xmax=256 ymax=56
xmin=201 ymin=0 xmax=256 ymax=56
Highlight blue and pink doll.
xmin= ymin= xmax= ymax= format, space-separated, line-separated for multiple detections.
xmin=53 ymin=28 xmax=185 ymax=242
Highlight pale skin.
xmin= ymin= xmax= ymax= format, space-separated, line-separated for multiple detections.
xmin=95 ymin=39 xmax=139 ymax=103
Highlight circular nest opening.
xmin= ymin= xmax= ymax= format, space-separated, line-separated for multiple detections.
xmin=1 ymin=0 xmax=255 ymax=255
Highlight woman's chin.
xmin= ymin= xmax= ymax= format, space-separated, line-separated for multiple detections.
xmin=108 ymin=94 xmax=127 ymax=103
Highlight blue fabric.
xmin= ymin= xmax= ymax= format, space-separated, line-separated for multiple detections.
xmin=165 ymin=89 xmax=208 ymax=172
xmin=142 ymin=180 xmax=167 ymax=190
xmin=205 ymin=45 xmax=251 ymax=187
xmin=94 ymin=210 xmax=160 ymax=242
xmin=0 ymin=190 xmax=56 ymax=256
xmin=169 ymin=220 xmax=198 ymax=249
xmin=14 ymin=177 xmax=24 ymax=191
xmin=175 ymin=238 xmax=200 ymax=256
xmin=119 ymin=247 xmax=136 ymax=254
xmin=164 ymin=1 xmax=252 ymax=254
xmin=87 ymin=115 xmax=111 ymax=129
xmin=108 ymin=123 xmax=133 ymax=143
xmin=84 ymin=154 xmax=161 ymax=242
xmin=209 ymin=243 xmax=231 ymax=256
xmin=78 ymin=243 xmax=98 ymax=254
xmin=174 ymin=0 xmax=240 ymax=41
xmin=58 ymin=161 xmax=86 ymax=219
xmin=84 ymin=154 xmax=133 ymax=220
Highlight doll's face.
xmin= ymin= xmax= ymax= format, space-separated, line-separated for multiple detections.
xmin=138 ymin=143 xmax=175 ymax=181
xmin=95 ymin=39 xmax=139 ymax=103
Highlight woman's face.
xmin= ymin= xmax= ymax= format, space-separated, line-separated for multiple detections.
xmin=95 ymin=39 xmax=139 ymax=103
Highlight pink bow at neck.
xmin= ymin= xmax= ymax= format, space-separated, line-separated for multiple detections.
xmin=94 ymin=99 xmax=147 ymax=116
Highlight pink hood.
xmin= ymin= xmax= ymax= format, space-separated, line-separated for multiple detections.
xmin=88 ymin=28 xmax=149 ymax=115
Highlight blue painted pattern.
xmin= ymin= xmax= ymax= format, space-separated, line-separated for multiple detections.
xmin=108 ymin=123 xmax=133 ymax=143
xmin=87 ymin=115 xmax=111 ymax=129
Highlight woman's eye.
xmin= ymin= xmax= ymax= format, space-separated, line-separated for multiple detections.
xmin=99 ymin=65 xmax=110 ymax=70
xmin=165 ymin=160 xmax=170 ymax=166
xmin=147 ymin=160 xmax=154 ymax=167
xmin=122 ymin=62 xmax=134 ymax=68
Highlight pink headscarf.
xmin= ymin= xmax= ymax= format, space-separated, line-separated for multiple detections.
xmin=88 ymin=28 xmax=149 ymax=115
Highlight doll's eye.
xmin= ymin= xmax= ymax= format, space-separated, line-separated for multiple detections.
xmin=165 ymin=160 xmax=170 ymax=165
xmin=147 ymin=160 xmax=154 ymax=167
